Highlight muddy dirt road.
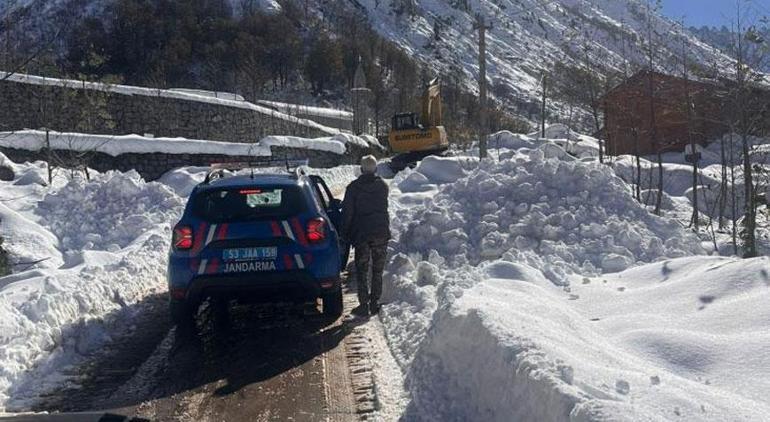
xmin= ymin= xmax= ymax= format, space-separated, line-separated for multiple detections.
xmin=35 ymin=281 xmax=375 ymax=422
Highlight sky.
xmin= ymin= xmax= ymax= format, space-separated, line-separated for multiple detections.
xmin=662 ymin=0 xmax=769 ymax=28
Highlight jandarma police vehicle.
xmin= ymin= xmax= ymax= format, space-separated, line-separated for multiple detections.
xmin=167 ymin=160 xmax=349 ymax=324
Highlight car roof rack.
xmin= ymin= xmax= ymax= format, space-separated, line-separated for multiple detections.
xmin=203 ymin=158 xmax=309 ymax=184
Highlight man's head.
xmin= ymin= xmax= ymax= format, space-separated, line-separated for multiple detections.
xmin=360 ymin=155 xmax=377 ymax=175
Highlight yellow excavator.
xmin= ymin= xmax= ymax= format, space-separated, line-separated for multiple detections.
xmin=388 ymin=77 xmax=449 ymax=170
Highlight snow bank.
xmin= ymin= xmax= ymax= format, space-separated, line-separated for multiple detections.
xmin=397 ymin=156 xmax=477 ymax=193
xmin=380 ymin=138 xmax=735 ymax=420
xmin=491 ymin=126 xmax=600 ymax=159
xmin=360 ymin=134 xmax=386 ymax=151
xmin=405 ymin=257 xmax=770 ymax=421
xmin=0 ymin=130 xmax=371 ymax=157
xmin=260 ymin=135 xmax=346 ymax=155
xmin=37 ymin=171 xmax=182 ymax=252
xmin=168 ymin=88 xmax=244 ymax=101
xmin=156 ymin=166 xmax=210 ymax=197
xmin=0 ymin=169 xmax=182 ymax=410
xmin=382 ymin=141 xmax=704 ymax=368
xmin=0 ymin=130 xmax=269 ymax=157
xmin=0 ymin=204 xmax=63 ymax=270
xmin=394 ymin=145 xmax=702 ymax=285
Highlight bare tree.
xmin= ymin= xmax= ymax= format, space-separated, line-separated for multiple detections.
xmin=678 ymin=20 xmax=701 ymax=230
xmin=640 ymin=0 xmax=665 ymax=214
xmin=727 ymin=0 xmax=768 ymax=257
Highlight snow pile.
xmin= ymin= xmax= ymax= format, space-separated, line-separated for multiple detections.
xmin=404 ymin=256 xmax=770 ymax=421
xmin=0 ymin=204 xmax=63 ymax=270
xmin=0 ymin=157 xmax=183 ymax=411
xmin=37 ymin=171 xmax=182 ymax=252
xmin=360 ymin=134 xmax=386 ymax=151
xmin=378 ymin=139 xmax=758 ymax=420
xmin=397 ymin=156 xmax=477 ymax=192
xmin=253 ymin=135 xmax=348 ymax=155
xmin=394 ymin=144 xmax=703 ymax=285
xmin=0 ymin=130 xmax=373 ymax=157
xmin=156 ymin=166 xmax=210 ymax=197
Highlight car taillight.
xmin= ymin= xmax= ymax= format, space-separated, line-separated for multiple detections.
xmin=306 ymin=218 xmax=326 ymax=243
xmin=173 ymin=225 xmax=193 ymax=250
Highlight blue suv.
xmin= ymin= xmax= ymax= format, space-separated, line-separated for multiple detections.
xmin=167 ymin=161 xmax=350 ymax=325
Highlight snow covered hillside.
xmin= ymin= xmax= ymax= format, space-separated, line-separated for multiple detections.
xmin=338 ymin=0 xmax=733 ymax=116
xmin=4 ymin=0 xmax=736 ymax=121
xmin=378 ymin=132 xmax=770 ymax=420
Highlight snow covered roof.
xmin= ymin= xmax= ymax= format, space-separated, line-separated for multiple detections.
xmin=0 ymin=72 xmax=341 ymax=136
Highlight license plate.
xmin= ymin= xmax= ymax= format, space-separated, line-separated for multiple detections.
xmin=223 ymin=247 xmax=277 ymax=261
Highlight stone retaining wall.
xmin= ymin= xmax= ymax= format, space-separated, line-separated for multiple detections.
xmin=0 ymin=78 xmax=333 ymax=142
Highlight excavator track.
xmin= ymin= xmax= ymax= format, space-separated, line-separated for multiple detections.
xmin=388 ymin=148 xmax=448 ymax=172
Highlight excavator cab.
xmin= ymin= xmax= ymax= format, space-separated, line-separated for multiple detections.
xmin=387 ymin=78 xmax=448 ymax=157
xmin=392 ymin=113 xmax=420 ymax=131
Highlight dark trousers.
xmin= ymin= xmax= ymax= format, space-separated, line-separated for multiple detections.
xmin=354 ymin=238 xmax=388 ymax=307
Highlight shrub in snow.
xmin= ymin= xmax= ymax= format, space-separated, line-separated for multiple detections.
xmin=0 ymin=237 xmax=8 ymax=276
xmin=0 ymin=165 xmax=13 ymax=182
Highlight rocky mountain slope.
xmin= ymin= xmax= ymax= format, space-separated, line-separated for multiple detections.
xmin=328 ymin=0 xmax=734 ymax=116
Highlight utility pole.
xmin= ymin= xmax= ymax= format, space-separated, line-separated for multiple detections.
xmin=475 ymin=13 xmax=491 ymax=159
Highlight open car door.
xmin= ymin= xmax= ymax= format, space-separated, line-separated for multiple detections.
xmin=309 ymin=175 xmax=350 ymax=270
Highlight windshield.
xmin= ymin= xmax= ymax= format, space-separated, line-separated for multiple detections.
xmin=192 ymin=186 xmax=305 ymax=222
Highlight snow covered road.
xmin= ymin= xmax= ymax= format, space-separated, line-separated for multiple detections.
xmin=36 ymin=289 xmax=357 ymax=421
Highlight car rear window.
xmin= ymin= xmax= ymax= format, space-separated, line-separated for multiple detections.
xmin=192 ymin=186 xmax=306 ymax=222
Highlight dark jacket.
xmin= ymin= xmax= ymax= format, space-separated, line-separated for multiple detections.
xmin=342 ymin=174 xmax=390 ymax=245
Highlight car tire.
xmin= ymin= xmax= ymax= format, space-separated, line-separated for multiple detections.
xmin=322 ymin=287 xmax=343 ymax=318
xmin=340 ymin=242 xmax=351 ymax=271
xmin=170 ymin=299 xmax=195 ymax=329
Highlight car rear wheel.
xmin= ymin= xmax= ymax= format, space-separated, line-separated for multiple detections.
xmin=170 ymin=299 xmax=195 ymax=330
xmin=322 ymin=287 xmax=343 ymax=318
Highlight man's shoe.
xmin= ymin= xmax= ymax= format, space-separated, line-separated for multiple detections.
xmin=369 ymin=301 xmax=381 ymax=315
xmin=351 ymin=304 xmax=369 ymax=317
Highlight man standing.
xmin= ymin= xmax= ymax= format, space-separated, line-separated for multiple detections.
xmin=342 ymin=155 xmax=390 ymax=316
